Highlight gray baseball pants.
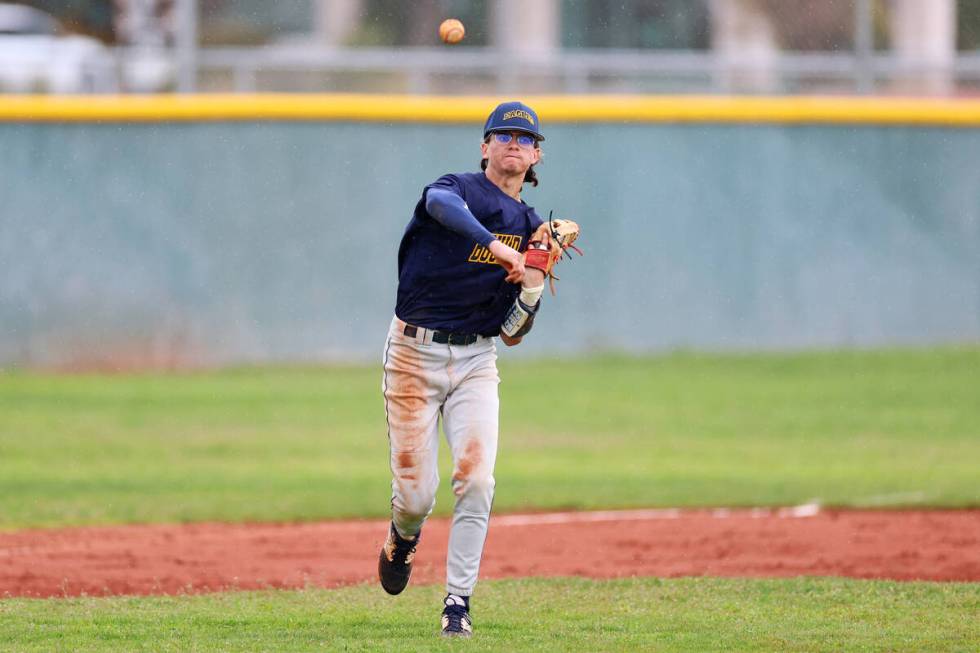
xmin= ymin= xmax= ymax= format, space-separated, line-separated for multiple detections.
xmin=382 ymin=316 xmax=499 ymax=596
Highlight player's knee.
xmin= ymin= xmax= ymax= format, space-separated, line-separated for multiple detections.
xmin=454 ymin=472 xmax=495 ymax=508
xmin=469 ymin=472 xmax=495 ymax=495
xmin=398 ymin=488 xmax=436 ymax=521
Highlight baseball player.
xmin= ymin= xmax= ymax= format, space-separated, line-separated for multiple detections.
xmin=377 ymin=101 xmax=578 ymax=637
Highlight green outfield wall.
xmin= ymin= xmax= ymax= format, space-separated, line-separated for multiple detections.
xmin=1 ymin=96 xmax=978 ymax=367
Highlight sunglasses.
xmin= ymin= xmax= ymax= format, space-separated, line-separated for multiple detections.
xmin=492 ymin=132 xmax=537 ymax=147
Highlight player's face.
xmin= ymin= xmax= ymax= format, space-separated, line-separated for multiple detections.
xmin=481 ymin=130 xmax=541 ymax=176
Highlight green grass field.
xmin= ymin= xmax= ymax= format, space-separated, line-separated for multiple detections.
xmin=1 ymin=349 xmax=978 ymax=651
xmin=1 ymin=578 xmax=977 ymax=652
xmin=1 ymin=348 xmax=977 ymax=528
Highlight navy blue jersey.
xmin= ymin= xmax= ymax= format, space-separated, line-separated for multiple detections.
xmin=395 ymin=172 xmax=544 ymax=336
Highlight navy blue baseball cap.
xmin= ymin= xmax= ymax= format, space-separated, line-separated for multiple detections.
xmin=483 ymin=101 xmax=544 ymax=141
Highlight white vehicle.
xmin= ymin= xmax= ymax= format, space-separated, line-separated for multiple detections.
xmin=0 ymin=3 xmax=116 ymax=93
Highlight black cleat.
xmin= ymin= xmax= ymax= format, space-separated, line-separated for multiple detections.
xmin=378 ymin=522 xmax=419 ymax=595
xmin=440 ymin=594 xmax=473 ymax=638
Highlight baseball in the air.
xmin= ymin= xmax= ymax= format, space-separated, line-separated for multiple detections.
xmin=439 ymin=18 xmax=465 ymax=45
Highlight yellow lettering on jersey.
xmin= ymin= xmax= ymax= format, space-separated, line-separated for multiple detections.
xmin=468 ymin=233 xmax=523 ymax=264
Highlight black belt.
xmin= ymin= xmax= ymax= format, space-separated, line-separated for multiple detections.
xmin=403 ymin=324 xmax=480 ymax=346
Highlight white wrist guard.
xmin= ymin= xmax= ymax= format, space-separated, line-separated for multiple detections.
xmin=501 ymin=295 xmax=540 ymax=339
xmin=519 ymin=283 xmax=545 ymax=307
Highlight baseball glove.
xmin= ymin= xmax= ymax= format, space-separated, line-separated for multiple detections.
xmin=524 ymin=216 xmax=583 ymax=295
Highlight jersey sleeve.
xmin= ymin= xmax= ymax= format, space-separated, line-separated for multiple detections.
xmin=526 ymin=209 xmax=545 ymax=244
xmin=527 ymin=209 xmax=545 ymax=230
xmin=422 ymin=175 xmax=495 ymax=247
xmin=424 ymin=174 xmax=465 ymax=198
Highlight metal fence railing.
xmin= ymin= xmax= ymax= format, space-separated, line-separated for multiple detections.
xmin=188 ymin=46 xmax=980 ymax=95
xmin=2 ymin=44 xmax=978 ymax=96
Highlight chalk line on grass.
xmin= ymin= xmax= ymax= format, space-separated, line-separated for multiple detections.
xmin=493 ymin=503 xmax=822 ymax=527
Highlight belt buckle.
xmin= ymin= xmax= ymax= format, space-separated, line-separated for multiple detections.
xmin=405 ymin=325 xmax=477 ymax=346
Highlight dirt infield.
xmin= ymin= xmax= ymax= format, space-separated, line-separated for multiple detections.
xmin=1 ymin=509 xmax=977 ymax=598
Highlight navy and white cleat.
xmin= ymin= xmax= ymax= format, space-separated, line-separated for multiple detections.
xmin=440 ymin=594 xmax=473 ymax=638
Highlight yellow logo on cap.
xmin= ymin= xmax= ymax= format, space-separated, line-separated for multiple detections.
xmin=502 ymin=109 xmax=535 ymax=125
